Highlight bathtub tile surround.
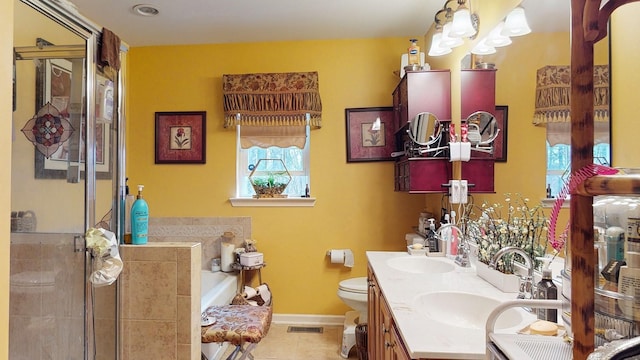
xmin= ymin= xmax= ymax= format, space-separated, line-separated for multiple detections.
xmin=120 ymin=242 xmax=201 ymax=360
xmin=148 ymin=216 xmax=251 ymax=270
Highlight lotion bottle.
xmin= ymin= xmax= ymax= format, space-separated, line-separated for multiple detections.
xmin=407 ymin=39 xmax=420 ymax=66
xmin=131 ymin=185 xmax=149 ymax=245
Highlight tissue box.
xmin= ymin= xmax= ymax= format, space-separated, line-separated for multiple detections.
xmin=240 ymin=252 xmax=264 ymax=266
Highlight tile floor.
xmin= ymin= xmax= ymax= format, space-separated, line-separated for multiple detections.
xmin=219 ymin=324 xmax=361 ymax=360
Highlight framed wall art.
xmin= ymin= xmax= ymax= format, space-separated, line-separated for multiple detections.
xmin=155 ymin=111 xmax=206 ymax=164
xmin=345 ymin=107 xmax=395 ymax=162
xmin=493 ymin=105 xmax=508 ymax=162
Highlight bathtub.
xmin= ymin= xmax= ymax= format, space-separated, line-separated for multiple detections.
xmin=201 ymin=270 xmax=238 ymax=313
xmin=201 ymin=270 xmax=238 ymax=360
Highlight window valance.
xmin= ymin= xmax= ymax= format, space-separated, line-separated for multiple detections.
xmin=223 ymin=71 xmax=322 ymax=129
xmin=533 ymin=65 xmax=609 ymax=125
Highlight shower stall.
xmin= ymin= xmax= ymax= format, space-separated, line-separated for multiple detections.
xmin=10 ymin=0 xmax=125 ymax=359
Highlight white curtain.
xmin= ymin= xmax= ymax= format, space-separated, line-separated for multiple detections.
xmin=546 ymin=122 xmax=610 ymax=146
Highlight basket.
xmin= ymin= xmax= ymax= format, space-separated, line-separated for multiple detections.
xmin=10 ymin=210 xmax=37 ymax=232
xmin=355 ymin=323 xmax=368 ymax=360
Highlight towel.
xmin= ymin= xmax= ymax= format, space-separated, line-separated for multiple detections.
xmin=100 ymin=28 xmax=121 ymax=71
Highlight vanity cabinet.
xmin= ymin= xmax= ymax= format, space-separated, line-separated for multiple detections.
xmin=392 ymin=70 xmax=451 ymax=132
xmin=368 ymin=265 xmax=412 ymax=360
xmin=392 ymin=70 xmax=496 ymax=193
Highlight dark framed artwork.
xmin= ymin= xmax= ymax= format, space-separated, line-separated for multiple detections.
xmin=155 ymin=111 xmax=206 ymax=164
xmin=493 ymin=105 xmax=508 ymax=162
xmin=345 ymin=107 xmax=395 ymax=162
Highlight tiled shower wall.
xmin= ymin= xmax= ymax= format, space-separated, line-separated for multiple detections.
xmin=9 ymin=232 xmax=116 ymax=360
xmin=148 ymin=216 xmax=251 ymax=270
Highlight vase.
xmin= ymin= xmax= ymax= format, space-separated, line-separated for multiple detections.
xmin=475 ymin=260 xmax=520 ymax=293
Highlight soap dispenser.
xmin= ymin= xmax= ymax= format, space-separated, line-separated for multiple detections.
xmin=536 ymin=259 xmax=557 ymax=322
xmin=426 ymin=218 xmax=439 ymax=253
xmin=131 ymin=185 xmax=149 ymax=245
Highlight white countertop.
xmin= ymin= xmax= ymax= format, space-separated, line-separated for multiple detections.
xmin=367 ymin=251 xmax=539 ymax=359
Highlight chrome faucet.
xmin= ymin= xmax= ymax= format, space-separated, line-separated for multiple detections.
xmin=435 ymin=224 xmax=470 ymax=267
xmin=489 ymin=246 xmax=535 ymax=300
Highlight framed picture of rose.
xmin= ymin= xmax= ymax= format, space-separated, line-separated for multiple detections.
xmin=155 ymin=111 xmax=206 ymax=164
xmin=345 ymin=107 xmax=395 ymax=162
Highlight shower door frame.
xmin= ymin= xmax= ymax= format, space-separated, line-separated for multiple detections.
xmin=16 ymin=1 xmax=125 ymax=359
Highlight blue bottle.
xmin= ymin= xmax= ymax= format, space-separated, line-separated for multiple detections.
xmin=131 ymin=185 xmax=149 ymax=245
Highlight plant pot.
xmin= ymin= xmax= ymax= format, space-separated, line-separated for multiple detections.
xmin=475 ymin=261 xmax=520 ymax=293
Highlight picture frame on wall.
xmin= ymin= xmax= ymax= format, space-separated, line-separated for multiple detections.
xmin=345 ymin=107 xmax=395 ymax=162
xmin=493 ymin=105 xmax=508 ymax=162
xmin=155 ymin=111 xmax=206 ymax=164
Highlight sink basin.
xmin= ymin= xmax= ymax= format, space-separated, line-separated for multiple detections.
xmin=386 ymin=256 xmax=455 ymax=274
xmin=413 ymin=291 xmax=525 ymax=330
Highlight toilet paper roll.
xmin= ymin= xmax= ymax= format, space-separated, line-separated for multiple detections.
xmin=256 ymin=284 xmax=271 ymax=305
xmin=330 ymin=249 xmax=344 ymax=264
xmin=243 ymin=286 xmax=258 ymax=299
xmin=328 ymin=249 xmax=354 ymax=267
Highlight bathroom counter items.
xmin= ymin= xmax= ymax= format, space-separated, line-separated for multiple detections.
xmin=367 ymin=251 xmax=538 ymax=360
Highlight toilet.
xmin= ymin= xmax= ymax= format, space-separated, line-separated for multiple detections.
xmin=337 ymin=277 xmax=368 ymax=359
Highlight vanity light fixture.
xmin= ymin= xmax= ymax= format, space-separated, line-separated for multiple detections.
xmin=428 ymin=8 xmax=455 ymax=56
xmin=132 ymin=4 xmax=160 ymax=17
xmin=485 ymin=22 xmax=512 ymax=47
xmin=428 ymin=31 xmax=453 ymax=56
xmin=449 ymin=0 xmax=478 ymax=38
xmin=441 ymin=22 xmax=464 ymax=48
xmin=501 ymin=6 xmax=531 ymax=37
xmin=471 ymin=38 xmax=496 ymax=55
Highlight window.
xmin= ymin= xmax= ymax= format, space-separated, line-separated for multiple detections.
xmin=546 ymin=142 xmax=610 ymax=197
xmin=236 ymin=126 xmax=310 ymax=199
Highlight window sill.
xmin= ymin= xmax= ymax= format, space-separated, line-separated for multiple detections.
xmin=229 ymin=197 xmax=316 ymax=207
xmin=541 ymin=198 xmax=569 ymax=209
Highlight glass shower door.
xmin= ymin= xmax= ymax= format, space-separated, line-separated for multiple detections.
xmin=11 ymin=1 xmax=118 ymax=359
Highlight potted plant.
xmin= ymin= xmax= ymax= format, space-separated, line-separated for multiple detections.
xmin=462 ymin=194 xmax=556 ymax=291
xmin=248 ymin=159 xmax=292 ymax=198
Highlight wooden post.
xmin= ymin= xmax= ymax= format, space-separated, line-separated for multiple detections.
xmin=571 ymin=0 xmax=596 ymax=358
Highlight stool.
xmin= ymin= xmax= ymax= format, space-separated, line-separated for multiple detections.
xmin=201 ymin=305 xmax=272 ymax=360
xmin=341 ymin=310 xmax=359 ymax=358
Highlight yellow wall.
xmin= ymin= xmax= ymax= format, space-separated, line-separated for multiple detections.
xmin=611 ymin=2 xmax=640 ymax=167
xmin=127 ymin=38 xmax=428 ymax=315
xmin=1 ymin=0 xmax=13 ymax=358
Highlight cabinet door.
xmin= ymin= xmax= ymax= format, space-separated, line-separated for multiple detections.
xmin=390 ymin=326 xmax=412 ymax=360
xmin=380 ymin=296 xmax=394 ymax=360
xmin=395 ymin=158 xmax=450 ymax=193
xmin=461 ymin=69 xmax=496 ymax=118
xmin=367 ymin=266 xmax=381 ymax=360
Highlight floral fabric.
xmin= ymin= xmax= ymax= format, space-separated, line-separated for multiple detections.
xmin=201 ymin=305 xmax=272 ymax=345
xmin=222 ymin=72 xmax=322 ymax=129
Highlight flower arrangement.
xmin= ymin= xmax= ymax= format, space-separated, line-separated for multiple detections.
xmin=464 ymin=193 xmax=555 ymax=274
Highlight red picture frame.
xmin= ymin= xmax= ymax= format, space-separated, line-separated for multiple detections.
xmin=155 ymin=111 xmax=206 ymax=164
xmin=345 ymin=107 xmax=395 ymax=162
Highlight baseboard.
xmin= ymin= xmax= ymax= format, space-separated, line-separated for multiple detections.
xmin=272 ymin=313 xmax=346 ymax=326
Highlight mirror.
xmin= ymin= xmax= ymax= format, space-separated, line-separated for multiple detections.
xmin=408 ymin=112 xmax=439 ymax=145
xmin=404 ymin=112 xmax=449 ymax=157
xmin=464 ymin=111 xmax=500 ymax=151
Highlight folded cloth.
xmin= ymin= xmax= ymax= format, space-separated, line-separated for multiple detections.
xmin=100 ymin=28 xmax=121 ymax=71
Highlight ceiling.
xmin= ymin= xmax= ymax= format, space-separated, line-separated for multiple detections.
xmin=63 ymin=0 xmax=570 ymax=47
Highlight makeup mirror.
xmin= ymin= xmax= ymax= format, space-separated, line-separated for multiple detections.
xmin=464 ymin=111 xmax=500 ymax=153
